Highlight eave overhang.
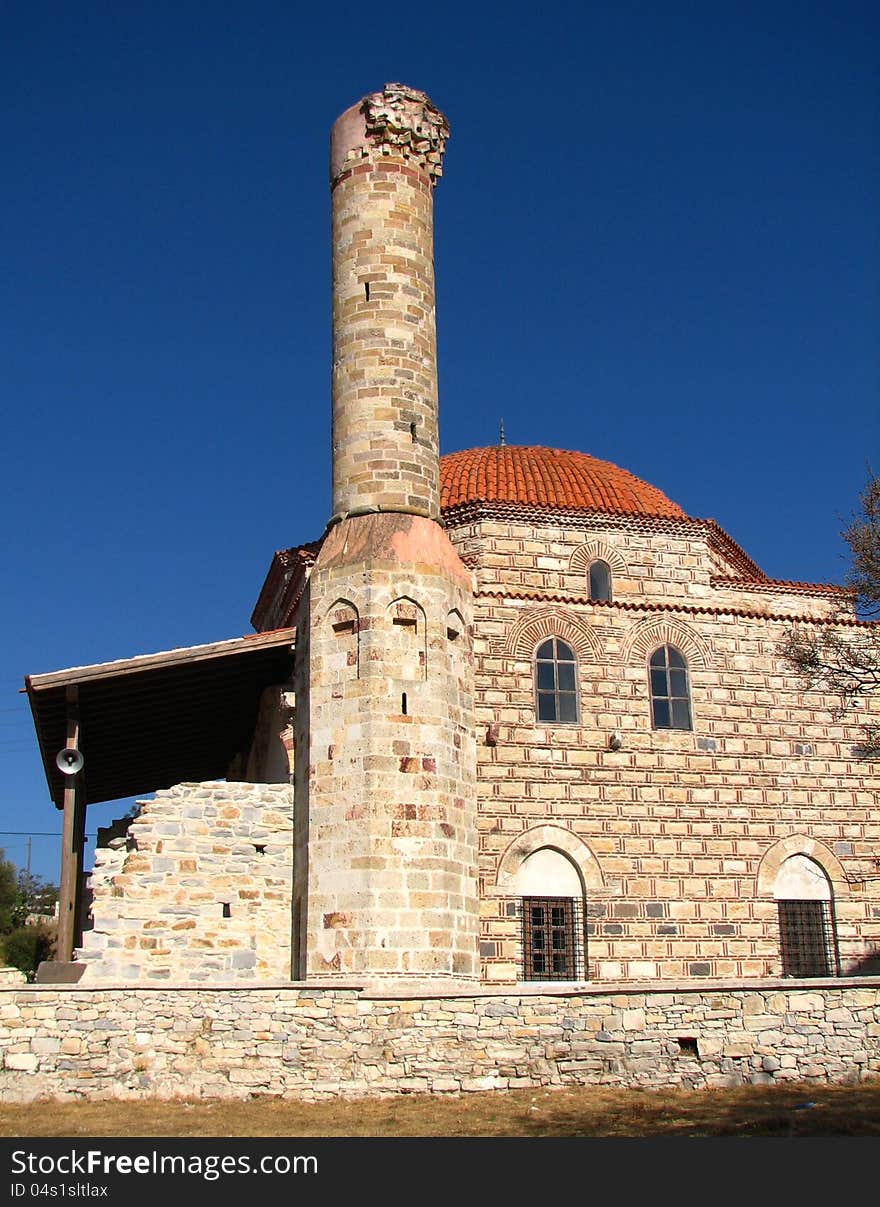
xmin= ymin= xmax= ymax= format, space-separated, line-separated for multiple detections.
xmin=24 ymin=629 xmax=296 ymax=809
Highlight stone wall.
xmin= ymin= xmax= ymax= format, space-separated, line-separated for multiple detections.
xmin=448 ymin=512 xmax=880 ymax=983
xmin=78 ymin=782 xmax=293 ymax=983
xmin=1 ymin=980 xmax=878 ymax=1101
xmin=295 ymin=513 xmax=478 ymax=980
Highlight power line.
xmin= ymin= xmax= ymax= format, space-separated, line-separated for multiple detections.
xmin=0 ymin=831 xmax=65 ymax=837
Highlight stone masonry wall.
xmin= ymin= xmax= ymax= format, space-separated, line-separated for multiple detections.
xmin=78 ymin=782 xmax=293 ymax=983
xmin=449 ymin=514 xmax=880 ymax=983
xmin=1 ymin=980 xmax=878 ymax=1101
xmin=296 ymin=512 xmax=478 ymax=980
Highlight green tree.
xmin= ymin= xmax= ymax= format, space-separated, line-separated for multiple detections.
xmin=781 ymin=472 xmax=880 ymax=757
xmin=2 ymin=926 xmax=54 ymax=981
xmin=0 ymin=849 xmax=18 ymax=933
xmin=0 ymin=849 xmax=59 ymax=978
xmin=10 ymin=870 xmax=59 ymax=929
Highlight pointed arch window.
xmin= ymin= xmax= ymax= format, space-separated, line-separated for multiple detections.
xmin=649 ymin=644 xmax=692 ymax=730
xmin=774 ymin=855 xmax=839 ymax=978
xmin=516 ymin=847 xmax=586 ymax=981
xmin=588 ymin=559 xmax=612 ymax=603
xmin=535 ymin=637 xmax=578 ymax=723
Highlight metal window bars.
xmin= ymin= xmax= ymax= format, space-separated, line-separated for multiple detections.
xmin=521 ymin=896 xmax=586 ymax=981
xmin=778 ymin=899 xmax=840 ymax=978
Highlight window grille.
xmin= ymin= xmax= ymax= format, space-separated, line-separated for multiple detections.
xmin=778 ymin=899 xmax=839 ymax=977
xmin=521 ymin=896 xmax=585 ymax=981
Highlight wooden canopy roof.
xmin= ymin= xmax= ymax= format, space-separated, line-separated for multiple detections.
xmin=25 ymin=629 xmax=295 ymax=809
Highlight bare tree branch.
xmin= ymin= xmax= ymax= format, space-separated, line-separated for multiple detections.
xmin=844 ymin=470 xmax=880 ymax=617
xmin=780 ymin=471 xmax=880 ymax=759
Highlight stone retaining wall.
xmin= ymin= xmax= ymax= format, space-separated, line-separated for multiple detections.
xmin=1 ymin=979 xmax=878 ymax=1102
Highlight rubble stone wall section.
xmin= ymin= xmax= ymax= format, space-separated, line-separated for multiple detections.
xmin=0 ymin=980 xmax=878 ymax=1101
xmin=78 ymin=782 xmax=294 ymax=983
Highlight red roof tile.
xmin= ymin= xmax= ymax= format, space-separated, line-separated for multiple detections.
xmin=440 ymin=446 xmax=686 ymax=518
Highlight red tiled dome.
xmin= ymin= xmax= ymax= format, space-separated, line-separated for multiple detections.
xmin=440 ymin=446 xmax=686 ymax=518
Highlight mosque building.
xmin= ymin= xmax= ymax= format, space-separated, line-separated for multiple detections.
xmin=26 ymin=84 xmax=880 ymax=988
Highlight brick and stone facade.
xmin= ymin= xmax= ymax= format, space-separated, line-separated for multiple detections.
xmin=293 ymin=514 xmax=478 ymax=980
xmin=450 ymin=504 xmax=880 ymax=983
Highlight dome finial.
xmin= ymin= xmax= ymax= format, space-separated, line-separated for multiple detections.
xmin=499 ymin=418 xmax=506 ymax=447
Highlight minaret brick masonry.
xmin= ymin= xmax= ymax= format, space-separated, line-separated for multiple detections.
xmin=292 ymin=86 xmax=478 ymax=982
xmin=329 ymin=85 xmax=447 ymax=521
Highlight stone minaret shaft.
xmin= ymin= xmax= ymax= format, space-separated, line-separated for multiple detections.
xmin=329 ymin=84 xmax=448 ymax=521
xmin=293 ymin=86 xmax=477 ymax=982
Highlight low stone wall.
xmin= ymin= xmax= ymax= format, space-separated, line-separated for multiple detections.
xmin=1 ymin=979 xmax=878 ymax=1101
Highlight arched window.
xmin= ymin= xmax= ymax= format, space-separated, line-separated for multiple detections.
xmin=515 ymin=848 xmax=585 ymax=981
xmin=649 ymin=644 xmax=692 ymax=730
xmin=588 ymin=559 xmax=612 ymax=603
xmin=535 ymin=638 xmax=578 ymax=723
xmin=328 ymin=600 xmax=359 ymax=681
xmin=386 ymin=597 xmax=426 ymax=680
xmin=774 ymin=855 xmax=839 ymax=977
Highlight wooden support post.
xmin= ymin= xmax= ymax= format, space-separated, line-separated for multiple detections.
xmin=72 ymin=789 xmax=87 ymax=951
xmin=56 ymin=687 xmax=81 ymax=964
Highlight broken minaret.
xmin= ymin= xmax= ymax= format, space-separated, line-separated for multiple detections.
xmin=292 ymin=85 xmax=478 ymax=981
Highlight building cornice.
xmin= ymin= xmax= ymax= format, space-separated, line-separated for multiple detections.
xmin=473 ymin=587 xmax=873 ymax=628
xmin=251 ymin=542 xmax=319 ymax=633
xmin=443 ymin=501 xmax=764 ymax=579
xmin=711 ymin=575 xmax=851 ymax=599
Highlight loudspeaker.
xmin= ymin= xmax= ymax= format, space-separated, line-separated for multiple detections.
xmin=56 ymin=747 xmax=84 ymax=776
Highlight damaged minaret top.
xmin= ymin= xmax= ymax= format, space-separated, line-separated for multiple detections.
xmin=330 ymin=82 xmax=450 ymax=186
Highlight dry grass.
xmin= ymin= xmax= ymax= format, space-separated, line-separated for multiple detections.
xmin=2 ymin=1080 xmax=880 ymax=1137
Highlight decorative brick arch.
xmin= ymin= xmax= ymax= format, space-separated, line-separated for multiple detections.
xmin=325 ymin=598 xmax=360 ymax=680
xmin=569 ymin=541 xmax=628 ymax=580
xmin=446 ymin=608 xmax=465 ymax=640
xmin=446 ymin=608 xmax=469 ymax=665
xmin=496 ymin=825 xmax=605 ymax=894
xmin=386 ymin=594 xmax=426 ymax=622
xmin=325 ymin=597 xmax=360 ymax=627
xmin=621 ymin=617 xmax=710 ymax=670
xmin=506 ymin=609 xmax=603 ymax=662
xmin=385 ymin=595 xmax=427 ymax=680
xmin=756 ymin=835 xmax=849 ymax=897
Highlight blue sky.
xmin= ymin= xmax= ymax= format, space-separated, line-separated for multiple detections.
xmin=2 ymin=2 xmax=877 ymax=882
